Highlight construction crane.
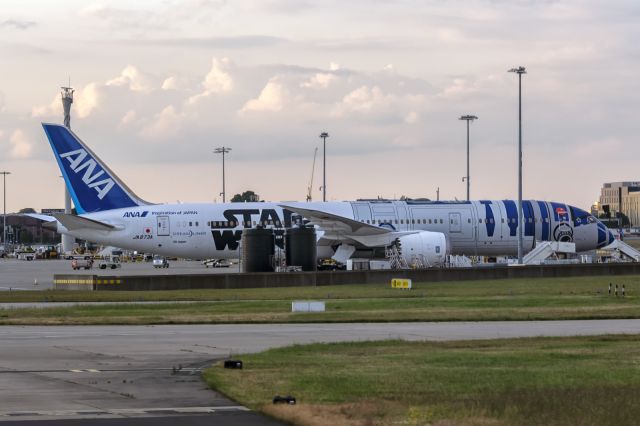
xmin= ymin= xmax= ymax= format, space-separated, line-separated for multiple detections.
xmin=306 ymin=147 xmax=318 ymax=202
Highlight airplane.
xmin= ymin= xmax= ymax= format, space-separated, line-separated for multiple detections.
xmin=33 ymin=123 xmax=615 ymax=266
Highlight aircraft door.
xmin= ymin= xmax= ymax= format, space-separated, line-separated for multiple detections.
xmin=352 ymin=203 xmax=372 ymax=223
xmin=396 ymin=205 xmax=409 ymax=230
xmin=157 ymin=216 xmax=170 ymax=236
xmin=449 ymin=212 xmax=462 ymax=233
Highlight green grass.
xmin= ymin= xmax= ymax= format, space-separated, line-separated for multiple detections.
xmin=1 ymin=275 xmax=638 ymax=325
xmin=204 ymin=335 xmax=640 ymax=425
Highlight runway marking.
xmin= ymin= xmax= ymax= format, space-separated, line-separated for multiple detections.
xmin=0 ymin=406 xmax=249 ymax=418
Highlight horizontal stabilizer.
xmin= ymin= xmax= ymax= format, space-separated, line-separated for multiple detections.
xmin=23 ymin=213 xmax=56 ymax=222
xmin=53 ymin=213 xmax=115 ymax=231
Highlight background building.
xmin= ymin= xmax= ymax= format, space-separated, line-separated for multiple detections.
xmin=598 ymin=182 xmax=640 ymax=227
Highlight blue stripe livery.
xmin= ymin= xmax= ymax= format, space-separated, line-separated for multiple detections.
xmin=503 ymin=200 xmax=518 ymax=236
xmin=480 ymin=201 xmax=495 ymax=237
xmin=537 ymin=201 xmax=550 ymax=241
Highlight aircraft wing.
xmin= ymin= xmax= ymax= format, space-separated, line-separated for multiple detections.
xmin=279 ymin=204 xmax=390 ymax=236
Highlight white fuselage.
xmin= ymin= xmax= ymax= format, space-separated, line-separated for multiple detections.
xmin=59 ymin=200 xmax=607 ymax=259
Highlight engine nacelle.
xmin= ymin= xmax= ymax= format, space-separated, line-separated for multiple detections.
xmin=396 ymin=231 xmax=448 ymax=267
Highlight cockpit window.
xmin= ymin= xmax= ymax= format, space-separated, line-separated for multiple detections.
xmin=587 ymin=216 xmax=597 ymax=224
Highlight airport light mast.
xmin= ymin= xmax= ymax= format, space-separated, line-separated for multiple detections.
xmin=320 ymin=132 xmax=329 ymax=202
xmin=61 ymin=86 xmax=75 ymax=254
xmin=509 ymin=66 xmax=526 ymax=264
xmin=459 ymin=115 xmax=478 ymax=201
xmin=214 ymin=147 xmax=231 ymax=202
xmin=1 ymin=171 xmax=9 ymax=247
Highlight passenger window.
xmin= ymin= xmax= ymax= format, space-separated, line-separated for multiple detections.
xmin=468 ymin=219 xmax=471 ymax=223
xmin=412 ymin=219 xmax=415 ymax=224
xmin=189 ymin=222 xmax=192 ymax=227
xmin=440 ymin=219 xmax=443 ymax=224
xmin=490 ymin=218 xmax=494 ymax=223
xmin=400 ymin=220 xmax=404 ymax=224
xmin=479 ymin=219 xmax=482 ymax=224
xmin=395 ymin=220 xmax=398 ymax=224
xmin=429 ymin=219 xmax=432 ymax=224
xmin=367 ymin=220 xmax=370 ymax=224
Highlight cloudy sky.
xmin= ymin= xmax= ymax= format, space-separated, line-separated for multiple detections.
xmin=0 ymin=0 xmax=638 ymax=212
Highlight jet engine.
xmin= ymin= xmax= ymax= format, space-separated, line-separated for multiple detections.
xmin=395 ymin=231 xmax=448 ymax=267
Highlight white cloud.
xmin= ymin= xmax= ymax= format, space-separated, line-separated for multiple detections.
xmin=120 ymin=109 xmax=137 ymax=126
xmin=31 ymin=83 xmax=101 ymax=119
xmin=436 ymin=78 xmax=475 ymax=99
xmin=75 ymin=83 xmax=101 ymax=118
xmin=203 ymin=57 xmax=233 ymax=93
xmin=161 ymin=75 xmax=190 ymax=91
xmin=0 ymin=91 xmax=5 ymax=112
xmin=140 ymin=105 xmax=183 ymax=140
xmin=106 ymin=65 xmax=154 ymax=92
xmin=187 ymin=57 xmax=233 ymax=104
xmin=31 ymin=95 xmax=61 ymax=118
xmin=332 ymin=86 xmax=389 ymax=116
xmin=9 ymin=129 xmax=32 ymax=159
xmin=300 ymin=72 xmax=337 ymax=89
xmin=329 ymin=62 xmax=340 ymax=71
xmin=404 ymin=111 xmax=418 ymax=124
xmin=239 ymin=78 xmax=287 ymax=114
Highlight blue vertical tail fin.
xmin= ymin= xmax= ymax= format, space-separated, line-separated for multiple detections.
xmin=42 ymin=123 xmax=150 ymax=214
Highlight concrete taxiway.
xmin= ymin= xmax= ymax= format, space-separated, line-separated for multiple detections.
xmin=0 ymin=258 xmax=237 ymax=290
xmin=1 ymin=321 xmax=639 ymax=424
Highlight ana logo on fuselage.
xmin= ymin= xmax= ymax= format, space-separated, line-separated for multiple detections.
xmin=59 ymin=149 xmax=115 ymax=200
xmin=123 ymin=211 xmax=149 ymax=218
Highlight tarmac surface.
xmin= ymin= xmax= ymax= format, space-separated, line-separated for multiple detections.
xmin=1 ymin=321 xmax=640 ymax=424
xmin=0 ymin=258 xmax=237 ymax=290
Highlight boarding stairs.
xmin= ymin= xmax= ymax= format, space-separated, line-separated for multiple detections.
xmin=522 ymin=241 xmax=576 ymax=265
xmin=446 ymin=255 xmax=473 ymax=268
xmin=601 ymin=239 xmax=640 ymax=262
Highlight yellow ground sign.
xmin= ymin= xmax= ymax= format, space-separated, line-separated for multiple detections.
xmin=391 ymin=278 xmax=412 ymax=289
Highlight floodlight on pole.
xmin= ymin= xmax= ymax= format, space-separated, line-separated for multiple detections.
xmin=1 ymin=171 xmax=10 ymax=247
xmin=508 ymin=66 xmax=526 ymax=264
xmin=459 ymin=115 xmax=478 ymax=201
xmin=214 ymin=147 xmax=232 ymax=202
xmin=319 ymin=132 xmax=329 ymax=202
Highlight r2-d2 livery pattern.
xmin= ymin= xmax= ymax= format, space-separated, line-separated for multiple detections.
xmin=349 ymin=199 xmax=615 ymax=256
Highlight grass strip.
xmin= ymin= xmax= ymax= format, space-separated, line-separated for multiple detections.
xmin=204 ymin=335 xmax=640 ymax=426
xmin=1 ymin=275 xmax=638 ymax=325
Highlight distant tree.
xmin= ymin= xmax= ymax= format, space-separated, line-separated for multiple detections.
xmin=19 ymin=208 xmax=36 ymax=214
xmin=231 ymin=190 xmax=260 ymax=202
